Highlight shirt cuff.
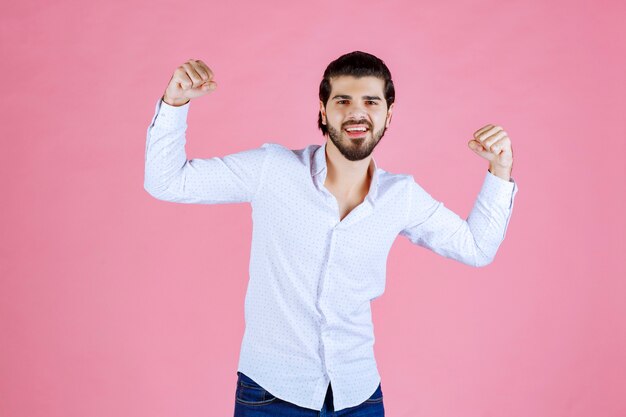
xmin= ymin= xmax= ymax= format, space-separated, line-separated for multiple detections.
xmin=153 ymin=96 xmax=190 ymax=130
xmin=480 ymin=168 xmax=518 ymax=208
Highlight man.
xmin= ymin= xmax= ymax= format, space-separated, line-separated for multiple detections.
xmin=144 ymin=51 xmax=518 ymax=416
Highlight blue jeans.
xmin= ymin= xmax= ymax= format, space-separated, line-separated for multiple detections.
xmin=233 ymin=371 xmax=384 ymax=416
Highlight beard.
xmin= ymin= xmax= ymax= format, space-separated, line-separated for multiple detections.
xmin=327 ymin=121 xmax=388 ymax=161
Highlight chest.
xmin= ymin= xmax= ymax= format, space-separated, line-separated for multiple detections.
xmin=328 ymin=189 xmax=368 ymax=221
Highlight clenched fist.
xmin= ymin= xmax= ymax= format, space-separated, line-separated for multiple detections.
xmin=162 ymin=59 xmax=217 ymax=107
xmin=468 ymin=124 xmax=514 ymax=181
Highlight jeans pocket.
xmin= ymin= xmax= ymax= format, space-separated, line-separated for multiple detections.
xmin=236 ymin=371 xmax=277 ymax=406
xmin=364 ymin=383 xmax=383 ymax=403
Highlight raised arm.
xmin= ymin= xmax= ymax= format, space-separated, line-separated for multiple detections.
xmin=399 ymin=123 xmax=519 ymax=267
xmin=399 ymin=170 xmax=519 ymax=267
xmin=143 ymin=59 xmax=270 ymax=204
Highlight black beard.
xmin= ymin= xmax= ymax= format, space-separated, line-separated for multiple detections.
xmin=326 ymin=123 xmax=387 ymax=161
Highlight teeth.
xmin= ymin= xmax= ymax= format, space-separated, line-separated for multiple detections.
xmin=346 ymin=127 xmax=367 ymax=132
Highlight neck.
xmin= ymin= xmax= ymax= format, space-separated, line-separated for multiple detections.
xmin=324 ymin=138 xmax=373 ymax=197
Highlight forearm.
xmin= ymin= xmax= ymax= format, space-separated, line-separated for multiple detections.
xmin=465 ymin=170 xmax=518 ymax=265
xmin=144 ymin=97 xmax=190 ymax=199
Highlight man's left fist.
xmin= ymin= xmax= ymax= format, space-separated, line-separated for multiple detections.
xmin=468 ymin=124 xmax=514 ymax=180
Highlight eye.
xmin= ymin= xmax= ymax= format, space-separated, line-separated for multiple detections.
xmin=337 ymin=100 xmax=378 ymax=105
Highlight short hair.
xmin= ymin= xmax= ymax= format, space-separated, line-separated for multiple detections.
xmin=318 ymin=51 xmax=395 ymax=135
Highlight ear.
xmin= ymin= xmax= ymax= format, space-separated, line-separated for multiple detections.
xmin=319 ymin=100 xmax=326 ymax=125
xmin=385 ymin=103 xmax=394 ymax=128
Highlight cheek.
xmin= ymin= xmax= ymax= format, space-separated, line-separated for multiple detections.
xmin=329 ymin=114 xmax=345 ymax=126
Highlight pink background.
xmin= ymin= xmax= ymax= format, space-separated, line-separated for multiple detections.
xmin=1 ymin=0 xmax=625 ymax=416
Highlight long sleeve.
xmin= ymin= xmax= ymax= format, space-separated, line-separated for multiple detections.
xmin=399 ymin=169 xmax=519 ymax=267
xmin=144 ymin=97 xmax=270 ymax=204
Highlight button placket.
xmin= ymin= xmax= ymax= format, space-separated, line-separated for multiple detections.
xmin=319 ymin=226 xmax=340 ymax=380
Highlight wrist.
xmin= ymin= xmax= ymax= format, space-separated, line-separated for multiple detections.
xmin=162 ymin=94 xmax=189 ymax=107
xmin=489 ymin=164 xmax=512 ymax=181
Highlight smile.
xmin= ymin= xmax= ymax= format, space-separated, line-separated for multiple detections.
xmin=344 ymin=126 xmax=370 ymax=138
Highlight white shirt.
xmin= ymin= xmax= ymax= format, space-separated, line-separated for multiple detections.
xmin=144 ymin=97 xmax=519 ymax=411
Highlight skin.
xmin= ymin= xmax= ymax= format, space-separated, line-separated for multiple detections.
xmin=318 ymin=75 xmax=514 ymax=207
xmin=162 ymin=59 xmax=514 ymax=204
xmin=319 ymin=75 xmax=393 ymax=201
xmin=469 ymin=124 xmax=514 ymax=181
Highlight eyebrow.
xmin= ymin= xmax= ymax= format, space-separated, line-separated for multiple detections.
xmin=331 ymin=95 xmax=382 ymax=101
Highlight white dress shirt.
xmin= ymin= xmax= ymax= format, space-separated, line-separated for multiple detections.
xmin=144 ymin=97 xmax=519 ymax=411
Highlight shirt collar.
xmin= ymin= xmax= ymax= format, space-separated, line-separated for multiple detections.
xmin=311 ymin=141 xmax=379 ymax=206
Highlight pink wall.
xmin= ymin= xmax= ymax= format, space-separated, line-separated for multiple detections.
xmin=1 ymin=0 xmax=624 ymax=416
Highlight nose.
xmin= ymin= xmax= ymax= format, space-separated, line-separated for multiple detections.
xmin=346 ymin=103 xmax=369 ymax=123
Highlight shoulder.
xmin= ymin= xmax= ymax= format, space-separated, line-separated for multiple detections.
xmin=265 ymin=142 xmax=319 ymax=152
xmin=259 ymin=142 xmax=315 ymax=155
xmin=377 ymin=168 xmax=415 ymax=190
xmin=260 ymin=142 xmax=320 ymax=165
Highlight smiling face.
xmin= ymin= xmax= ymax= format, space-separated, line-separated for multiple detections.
xmin=319 ymin=75 xmax=394 ymax=161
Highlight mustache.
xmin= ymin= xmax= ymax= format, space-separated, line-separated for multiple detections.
xmin=343 ymin=120 xmax=371 ymax=129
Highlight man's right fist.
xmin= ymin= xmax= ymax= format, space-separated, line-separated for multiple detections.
xmin=162 ymin=59 xmax=217 ymax=106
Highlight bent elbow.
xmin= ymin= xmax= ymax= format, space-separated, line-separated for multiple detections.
xmin=473 ymin=253 xmax=495 ymax=268
xmin=470 ymin=231 xmax=498 ymax=267
xmin=143 ymin=179 xmax=169 ymax=201
xmin=143 ymin=182 xmax=161 ymax=200
xmin=473 ymin=258 xmax=495 ymax=268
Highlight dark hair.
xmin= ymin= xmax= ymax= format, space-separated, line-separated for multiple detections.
xmin=318 ymin=51 xmax=395 ymax=135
